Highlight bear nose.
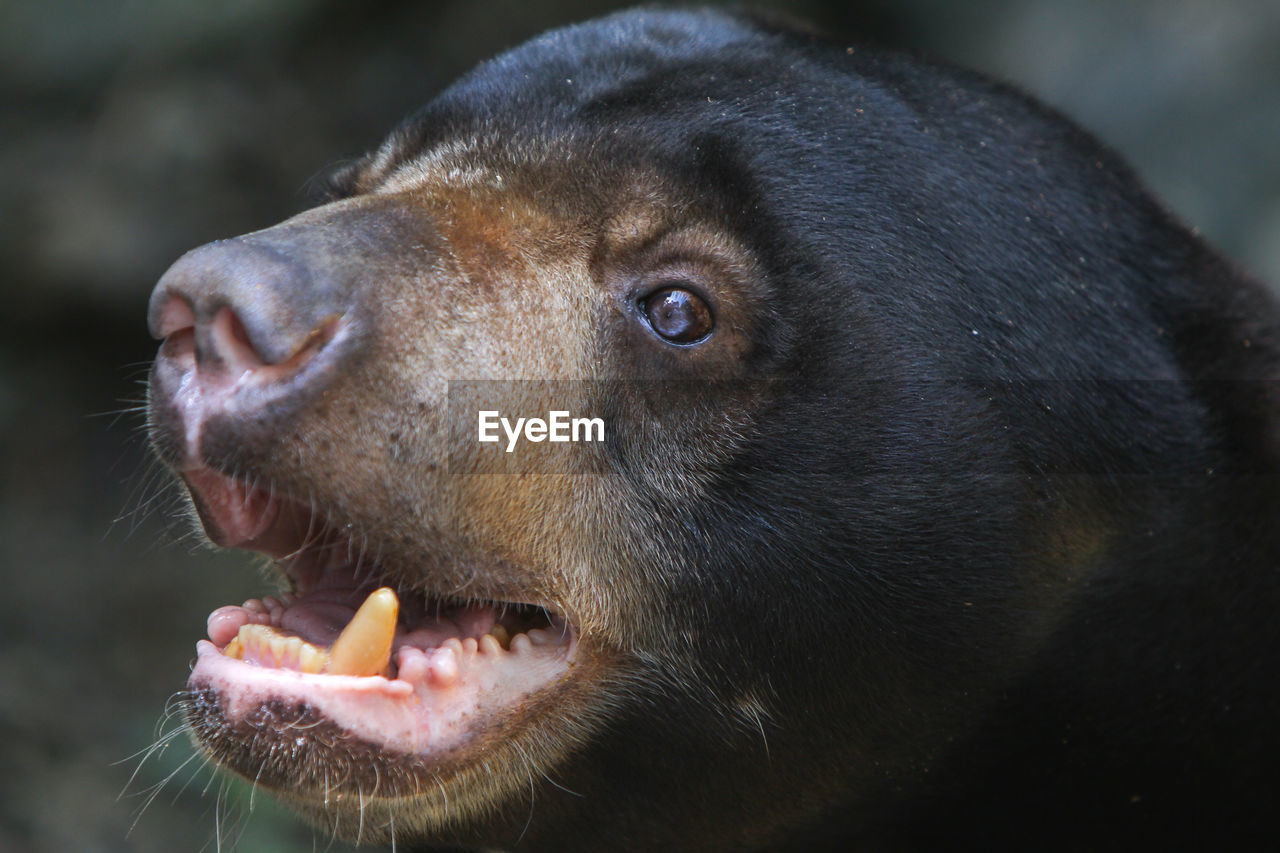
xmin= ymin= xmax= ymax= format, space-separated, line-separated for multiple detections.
xmin=149 ymin=238 xmax=343 ymax=378
xmin=146 ymin=195 xmax=435 ymax=470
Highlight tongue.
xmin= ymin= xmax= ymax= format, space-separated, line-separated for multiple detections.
xmin=280 ymin=588 xmax=375 ymax=642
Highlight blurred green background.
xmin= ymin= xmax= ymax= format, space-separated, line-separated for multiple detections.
xmin=2 ymin=0 xmax=1278 ymax=850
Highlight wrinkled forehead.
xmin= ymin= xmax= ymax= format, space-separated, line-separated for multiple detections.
xmin=341 ymin=131 xmax=734 ymax=265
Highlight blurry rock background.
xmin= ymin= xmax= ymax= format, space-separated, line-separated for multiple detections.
xmin=1 ymin=0 xmax=1276 ymax=850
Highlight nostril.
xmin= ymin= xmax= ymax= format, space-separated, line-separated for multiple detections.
xmin=153 ymin=295 xmax=276 ymax=376
xmin=212 ymin=306 xmax=269 ymax=374
xmin=159 ymin=325 xmax=197 ymax=363
xmin=152 ymin=290 xmax=344 ymax=385
xmin=149 ymin=235 xmax=351 ymax=389
xmin=153 ymin=295 xmax=196 ymax=342
xmin=207 ymin=306 xmax=343 ymax=384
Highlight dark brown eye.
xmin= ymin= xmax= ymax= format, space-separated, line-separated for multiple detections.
xmin=642 ymin=287 xmax=713 ymax=344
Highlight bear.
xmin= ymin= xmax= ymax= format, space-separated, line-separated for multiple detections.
xmin=145 ymin=7 xmax=1280 ymax=850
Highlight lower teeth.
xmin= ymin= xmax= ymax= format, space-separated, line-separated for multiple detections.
xmin=225 ymin=586 xmax=398 ymax=677
xmin=224 ymin=624 xmax=329 ymax=673
xmin=222 ymin=586 xmax=528 ymax=676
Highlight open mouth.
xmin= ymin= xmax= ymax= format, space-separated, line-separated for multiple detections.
xmin=183 ymin=467 xmax=578 ymax=764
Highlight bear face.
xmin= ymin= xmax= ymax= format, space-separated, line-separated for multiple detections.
xmin=145 ymin=8 xmax=1280 ymax=850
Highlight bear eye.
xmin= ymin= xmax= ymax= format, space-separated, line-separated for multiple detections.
xmin=641 ymin=286 xmax=713 ymax=344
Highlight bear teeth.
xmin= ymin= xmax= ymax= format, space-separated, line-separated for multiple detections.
xmin=326 ymin=587 xmax=398 ymax=676
xmin=220 ymin=585 xmax=532 ymax=679
xmin=224 ymin=624 xmax=330 ymax=673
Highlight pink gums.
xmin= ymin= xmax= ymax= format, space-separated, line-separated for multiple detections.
xmin=192 ymin=597 xmax=576 ymax=755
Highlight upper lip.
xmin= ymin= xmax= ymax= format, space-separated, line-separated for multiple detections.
xmin=181 ymin=464 xmax=568 ymax=623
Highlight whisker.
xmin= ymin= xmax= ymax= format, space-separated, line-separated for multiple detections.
xmin=510 ymin=742 xmax=538 ymax=847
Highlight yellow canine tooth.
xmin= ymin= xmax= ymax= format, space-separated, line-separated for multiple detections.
xmin=326 ymin=587 xmax=399 ymax=677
